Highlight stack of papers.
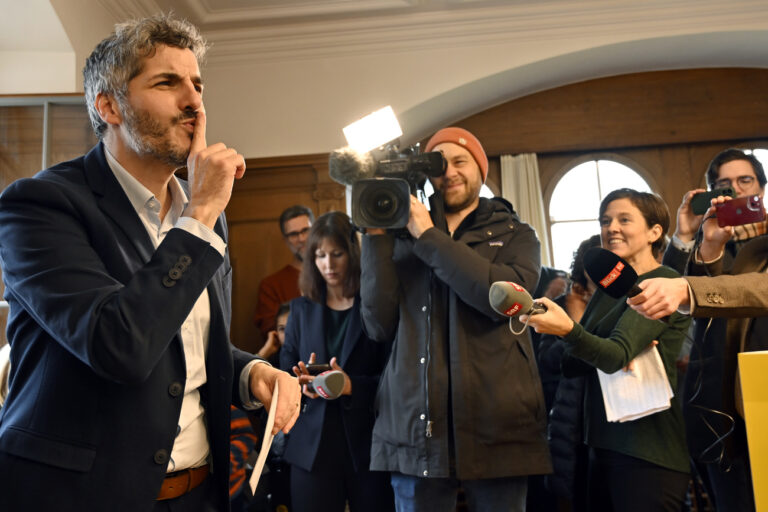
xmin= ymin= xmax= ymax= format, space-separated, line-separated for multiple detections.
xmin=597 ymin=345 xmax=674 ymax=423
xmin=249 ymin=381 xmax=278 ymax=494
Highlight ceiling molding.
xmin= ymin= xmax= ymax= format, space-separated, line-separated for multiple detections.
xmin=189 ymin=0 xmax=412 ymax=23
xmin=201 ymin=0 xmax=768 ymax=65
xmin=91 ymin=0 xmax=768 ymax=66
xmin=97 ymin=0 xmax=163 ymax=20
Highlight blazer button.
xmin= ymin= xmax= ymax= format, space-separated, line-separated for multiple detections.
xmin=169 ymin=267 xmax=183 ymax=280
xmin=162 ymin=275 xmax=176 ymax=288
xmin=168 ymin=382 xmax=183 ymax=397
xmin=154 ymin=449 xmax=169 ymax=465
xmin=178 ymin=255 xmax=192 ymax=268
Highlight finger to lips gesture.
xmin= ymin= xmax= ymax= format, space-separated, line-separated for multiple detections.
xmin=184 ymin=110 xmax=246 ymax=228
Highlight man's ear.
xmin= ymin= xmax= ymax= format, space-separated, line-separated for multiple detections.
xmin=94 ymin=93 xmax=122 ymax=127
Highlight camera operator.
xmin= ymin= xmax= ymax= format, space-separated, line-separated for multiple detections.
xmin=360 ymin=127 xmax=551 ymax=512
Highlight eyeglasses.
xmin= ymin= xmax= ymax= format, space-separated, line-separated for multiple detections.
xmin=284 ymin=227 xmax=310 ymax=240
xmin=714 ymin=175 xmax=757 ymax=190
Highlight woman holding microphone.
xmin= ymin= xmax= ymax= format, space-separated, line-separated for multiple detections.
xmin=279 ymin=211 xmax=393 ymax=512
xmin=522 ymin=188 xmax=691 ymax=511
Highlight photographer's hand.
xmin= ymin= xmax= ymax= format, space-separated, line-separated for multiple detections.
xmin=407 ymin=196 xmax=434 ymax=239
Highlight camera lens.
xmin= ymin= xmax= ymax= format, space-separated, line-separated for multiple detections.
xmin=362 ymin=187 xmax=399 ymax=223
xmin=351 ymin=178 xmax=411 ymax=229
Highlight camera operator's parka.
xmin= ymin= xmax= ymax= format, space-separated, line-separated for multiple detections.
xmin=360 ymin=197 xmax=552 ymax=479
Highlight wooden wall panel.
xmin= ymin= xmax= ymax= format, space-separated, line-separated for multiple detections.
xmin=226 ymin=154 xmax=345 ymax=353
xmin=0 ymin=106 xmax=43 ymax=189
xmin=457 ymin=68 xmax=768 ymax=156
xmin=49 ymin=103 xmax=98 ymax=166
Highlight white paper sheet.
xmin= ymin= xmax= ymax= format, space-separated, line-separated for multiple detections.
xmin=597 ymin=345 xmax=674 ymax=423
xmin=249 ymin=381 xmax=277 ymax=494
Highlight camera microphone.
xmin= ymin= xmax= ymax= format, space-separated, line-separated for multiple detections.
xmin=306 ymin=370 xmax=345 ymax=400
xmin=328 ymin=147 xmax=376 ymax=187
xmin=489 ymin=281 xmax=547 ymax=317
xmin=583 ymin=247 xmax=641 ymax=298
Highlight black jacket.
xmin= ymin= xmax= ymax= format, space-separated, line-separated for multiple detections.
xmin=361 ymin=197 xmax=552 ymax=479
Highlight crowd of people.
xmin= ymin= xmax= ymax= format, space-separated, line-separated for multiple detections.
xmin=0 ymin=11 xmax=763 ymax=512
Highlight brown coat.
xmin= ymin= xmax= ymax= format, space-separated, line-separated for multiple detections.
xmin=686 ymin=235 xmax=768 ymax=417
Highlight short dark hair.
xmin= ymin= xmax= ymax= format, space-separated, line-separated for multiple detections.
xmin=279 ymin=205 xmax=315 ymax=235
xmin=275 ymin=302 xmax=291 ymax=321
xmin=83 ymin=13 xmax=207 ymax=139
xmin=570 ymin=234 xmax=601 ymax=289
xmin=599 ymin=188 xmax=670 ymax=259
xmin=705 ymin=148 xmax=767 ymax=190
xmin=299 ymin=211 xmax=360 ymax=302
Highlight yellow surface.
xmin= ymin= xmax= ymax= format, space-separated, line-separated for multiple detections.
xmin=738 ymin=350 xmax=768 ymax=511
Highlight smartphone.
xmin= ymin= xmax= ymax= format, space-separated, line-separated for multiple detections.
xmin=716 ymin=195 xmax=765 ymax=227
xmin=690 ymin=187 xmax=734 ymax=215
xmin=305 ymin=363 xmax=331 ymax=375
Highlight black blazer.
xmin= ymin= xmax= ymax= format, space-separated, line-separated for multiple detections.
xmin=280 ymin=295 xmax=389 ymax=473
xmin=0 ymin=144 xmax=256 ymax=512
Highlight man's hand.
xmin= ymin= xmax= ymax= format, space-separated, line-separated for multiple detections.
xmin=248 ymin=363 xmax=301 ymax=435
xmin=698 ymin=197 xmax=734 ymax=262
xmin=406 ymin=196 xmax=434 ymax=239
xmin=673 ymin=189 xmax=706 ymax=243
xmin=520 ymin=297 xmax=574 ymax=337
xmin=626 ymin=277 xmax=690 ymax=319
xmin=183 ymin=110 xmax=246 ymax=229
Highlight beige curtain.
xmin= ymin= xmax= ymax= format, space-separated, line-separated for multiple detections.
xmin=500 ymin=153 xmax=551 ymax=266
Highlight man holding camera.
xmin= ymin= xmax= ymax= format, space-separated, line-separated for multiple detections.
xmin=360 ymin=127 xmax=550 ymax=511
xmin=659 ymin=148 xmax=766 ymax=512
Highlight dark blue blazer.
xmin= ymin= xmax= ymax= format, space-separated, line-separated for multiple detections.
xmin=0 ymin=144 xmax=255 ymax=511
xmin=279 ymin=295 xmax=389 ymax=473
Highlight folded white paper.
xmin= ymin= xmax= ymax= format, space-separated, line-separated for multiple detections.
xmin=597 ymin=345 xmax=674 ymax=423
xmin=249 ymin=381 xmax=277 ymax=494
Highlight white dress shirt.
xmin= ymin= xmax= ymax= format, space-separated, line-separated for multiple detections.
xmin=105 ymin=149 xmax=260 ymax=472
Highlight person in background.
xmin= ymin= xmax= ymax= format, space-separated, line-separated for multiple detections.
xmin=254 ymin=205 xmax=315 ymax=338
xmin=0 ymin=14 xmax=300 ymax=512
xmin=258 ymin=302 xmax=290 ymax=366
xmin=661 ymin=148 xmax=765 ymax=512
xmin=523 ymin=188 xmax=691 ymax=511
xmin=280 ymin=211 xmax=393 ymax=512
xmin=533 ymin=234 xmax=600 ymax=512
xmin=361 ymin=126 xmax=550 ymax=512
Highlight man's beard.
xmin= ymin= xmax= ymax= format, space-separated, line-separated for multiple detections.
xmin=121 ymin=103 xmax=195 ymax=168
xmin=441 ymin=178 xmax=481 ymax=213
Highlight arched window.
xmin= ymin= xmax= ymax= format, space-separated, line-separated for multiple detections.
xmin=548 ymin=159 xmax=652 ymax=271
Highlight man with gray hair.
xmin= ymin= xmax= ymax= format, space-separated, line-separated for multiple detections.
xmin=0 ymin=13 xmax=300 ymax=511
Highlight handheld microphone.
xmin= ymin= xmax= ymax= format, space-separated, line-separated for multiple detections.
xmin=328 ymin=147 xmax=376 ymax=187
xmin=306 ymin=370 xmax=345 ymax=400
xmin=489 ymin=281 xmax=547 ymax=317
xmin=583 ymin=247 xmax=641 ymax=298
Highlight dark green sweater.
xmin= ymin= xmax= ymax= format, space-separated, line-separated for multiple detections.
xmin=563 ymin=265 xmax=691 ymax=473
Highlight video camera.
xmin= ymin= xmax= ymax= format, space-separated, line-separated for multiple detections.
xmin=329 ymin=143 xmax=445 ymax=229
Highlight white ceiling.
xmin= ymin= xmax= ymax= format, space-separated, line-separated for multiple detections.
xmin=4 ymin=0 xmax=768 ymax=157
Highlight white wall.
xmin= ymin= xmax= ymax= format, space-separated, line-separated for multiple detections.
xmin=0 ymin=51 xmax=76 ymax=94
